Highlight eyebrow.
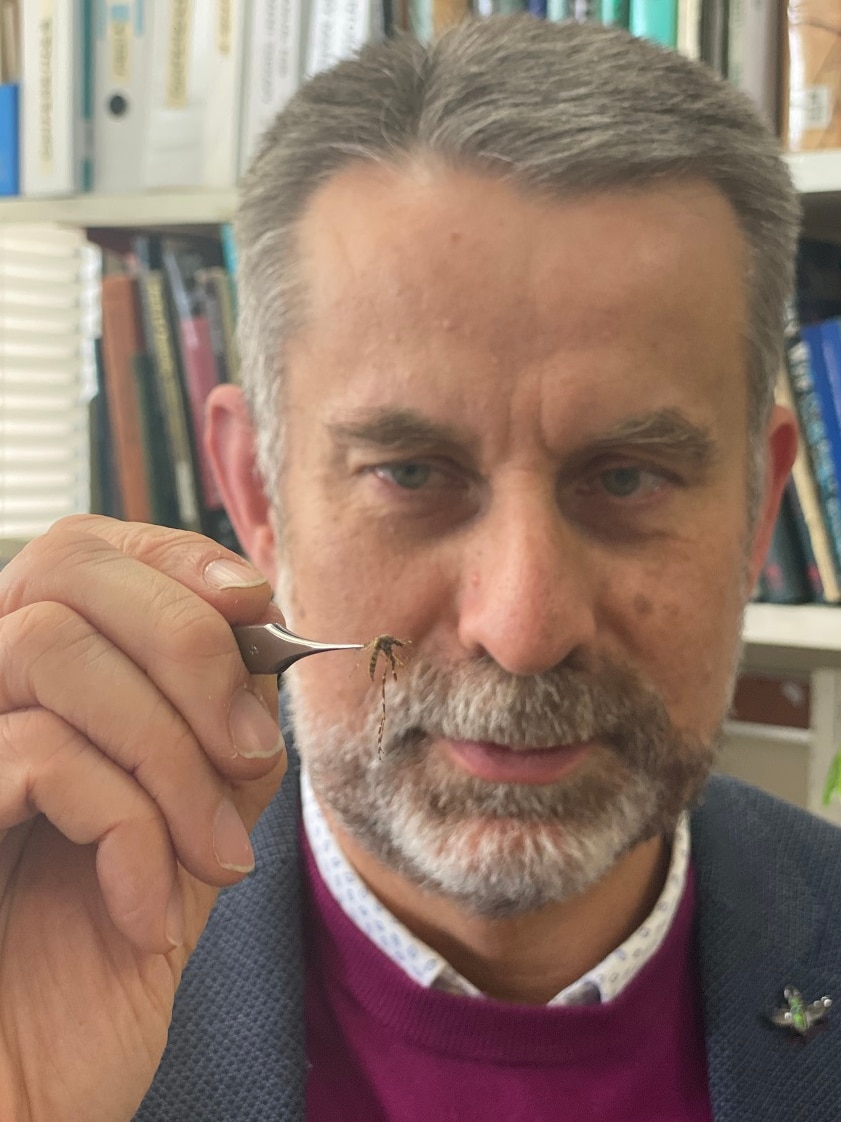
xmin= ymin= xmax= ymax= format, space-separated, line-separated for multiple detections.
xmin=327 ymin=405 xmax=717 ymax=469
xmin=581 ymin=409 xmax=718 ymax=470
xmin=327 ymin=409 xmax=478 ymax=457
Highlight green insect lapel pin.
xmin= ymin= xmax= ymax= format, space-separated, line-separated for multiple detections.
xmin=769 ymin=987 xmax=832 ymax=1037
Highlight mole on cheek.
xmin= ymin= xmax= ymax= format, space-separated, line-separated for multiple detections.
xmin=633 ymin=593 xmax=653 ymax=617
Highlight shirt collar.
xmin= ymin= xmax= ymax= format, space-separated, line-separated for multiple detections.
xmin=300 ymin=766 xmax=690 ymax=1005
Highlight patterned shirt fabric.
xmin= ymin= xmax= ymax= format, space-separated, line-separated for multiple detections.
xmin=300 ymin=766 xmax=690 ymax=1006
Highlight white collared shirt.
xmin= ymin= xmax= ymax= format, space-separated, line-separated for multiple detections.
xmin=300 ymin=767 xmax=690 ymax=1005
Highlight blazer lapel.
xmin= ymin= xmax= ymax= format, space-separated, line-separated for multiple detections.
xmin=692 ymin=776 xmax=841 ymax=1122
xmin=135 ymin=741 xmax=307 ymax=1122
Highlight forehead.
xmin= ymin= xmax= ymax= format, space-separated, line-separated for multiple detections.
xmin=293 ymin=160 xmax=747 ymax=331
xmin=287 ymin=161 xmax=749 ymax=443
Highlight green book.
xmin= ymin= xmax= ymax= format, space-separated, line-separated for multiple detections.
xmin=629 ymin=0 xmax=677 ymax=45
xmin=599 ymin=0 xmax=630 ymax=25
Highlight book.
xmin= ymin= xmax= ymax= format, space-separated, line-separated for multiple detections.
xmin=131 ymin=350 xmax=179 ymax=527
xmin=99 ymin=273 xmax=153 ymax=523
xmin=733 ymin=0 xmax=780 ymax=127
xmin=143 ymin=0 xmax=210 ymax=189
xmin=775 ymin=361 xmax=841 ymax=601
xmin=160 ymin=237 xmax=238 ymax=549
xmin=599 ymin=0 xmax=630 ymax=24
xmin=21 ymin=0 xmax=93 ymax=195
xmin=629 ymin=0 xmax=678 ymax=45
xmin=0 ymin=82 xmax=18 ymax=195
xmin=408 ymin=0 xmax=471 ymax=42
xmin=239 ymin=0 xmax=308 ymax=176
xmin=93 ymin=0 xmax=149 ymax=193
xmin=785 ymin=308 xmax=841 ymax=579
xmin=676 ymin=0 xmax=702 ymax=58
xmin=196 ymin=265 xmax=239 ymax=385
xmin=783 ymin=0 xmax=841 ymax=150
xmin=762 ymin=488 xmax=812 ymax=604
xmin=132 ymin=252 xmax=203 ymax=534
xmin=203 ymin=0 xmax=246 ymax=188
xmin=307 ymin=0 xmax=379 ymax=77
xmin=786 ymin=475 xmax=824 ymax=601
xmin=699 ymin=0 xmax=728 ymax=74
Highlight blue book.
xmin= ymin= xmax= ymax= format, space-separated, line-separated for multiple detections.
xmin=795 ymin=321 xmax=841 ymax=573
xmin=529 ymin=0 xmax=548 ymax=14
xmin=0 ymin=84 xmax=19 ymax=196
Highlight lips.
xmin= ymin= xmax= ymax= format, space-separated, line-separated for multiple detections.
xmin=444 ymin=739 xmax=590 ymax=785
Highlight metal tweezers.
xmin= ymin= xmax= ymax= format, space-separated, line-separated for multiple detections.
xmin=233 ymin=621 xmax=363 ymax=677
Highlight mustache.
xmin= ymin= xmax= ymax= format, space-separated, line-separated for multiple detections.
xmin=374 ymin=652 xmax=679 ymax=757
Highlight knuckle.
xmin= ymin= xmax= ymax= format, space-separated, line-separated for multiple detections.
xmin=149 ymin=591 xmax=241 ymax=676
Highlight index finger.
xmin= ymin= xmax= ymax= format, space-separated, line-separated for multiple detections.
xmin=0 ymin=516 xmax=284 ymax=765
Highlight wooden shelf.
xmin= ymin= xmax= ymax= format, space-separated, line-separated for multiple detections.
xmin=0 ymin=159 xmax=828 ymax=225
xmin=0 ymin=189 xmax=238 ymax=227
xmin=785 ymin=151 xmax=841 ymax=195
xmin=743 ymin=602 xmax=841 ymax=652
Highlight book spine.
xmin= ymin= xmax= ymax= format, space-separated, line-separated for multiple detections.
xmin=0 ymin=83 xmax=19 ymax=195
xmin=136 ymin=271 xmax=203 ymax=532
xmin=785 ymin=308 xmax=841 ymax=576
xmin=735 ymin=0 xmax=778 ymax=128
xmin=599 ymin=0 xmax=629 ymax=24
xmin=629 ymin=0 xmax=677 ymax=45
xmin=132 ymin=351 xmax=179 ymax=527
xmin=93 ymin=0 xmax=148 ymax=192
xmin=100 ymin=274 xmax=153 ymax=523
xmin=161 ymin=243 xmax=226 ymax=515
xmin=762 ymin=488 xmax=811 ymax=604
xmin=239 ymin=0 xmax=303 ymax=173
xmin=22 ymin=0 xmax=84 ymax=195
xmin=776 ymin=358 xmax=841 ymax=601
xmin=676 ymin=0 xmax=702 ymax=58
xmin=202 ymin=0 xmax=245 ymax=187
xmin=785 ymin=477 xmax=823 ymax=601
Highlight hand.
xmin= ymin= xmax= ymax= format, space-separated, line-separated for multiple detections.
xmin=0 ymin=516 xmax=288 ymax=1122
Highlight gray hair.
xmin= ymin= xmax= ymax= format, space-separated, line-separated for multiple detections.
xmin=236 ymin=16 xmax=800 ymax=510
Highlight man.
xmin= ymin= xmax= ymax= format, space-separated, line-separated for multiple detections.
xmin=0 ymin=14 xmax=836 ymax=1121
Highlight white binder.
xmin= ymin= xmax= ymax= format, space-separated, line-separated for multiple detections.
xmin=92 ymin=0 xmax=149 ymax=193
xmin=21 ymin=0 xmax=93 ymax=196
xmin=238 ymin=0 xmax=309 ymax=177
xmin=202 ymin=0 xmax=246 ymax=187
xmin=143 ymin=0 xmax=210 ymax=188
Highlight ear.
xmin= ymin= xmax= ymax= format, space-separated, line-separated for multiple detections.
xmin=746 ymin=404 xmax=799 ymax=592
xmin=205 ymin=384 xmax=279 ymax=585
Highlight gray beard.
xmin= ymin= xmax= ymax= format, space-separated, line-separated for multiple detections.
xmin=285 ymin=652 xmax=723 ymax=919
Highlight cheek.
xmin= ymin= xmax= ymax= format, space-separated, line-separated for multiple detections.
xmin=615 ymin=547 xmax=746 ymax=736
xmin=280 ymin=518 xmax=454 ymax=727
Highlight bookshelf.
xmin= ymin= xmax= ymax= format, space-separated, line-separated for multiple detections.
xmin=0 ymin=189 xmax=238 ymax=228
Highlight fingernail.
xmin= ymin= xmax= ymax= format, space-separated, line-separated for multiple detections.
xmin=213 ymin=799 xmax=256 ymax=873
xmin=228 ymin=689 xmax=285 ymax=759
xmin=166 ymin=884 xmax=185 ymax=948
xmin=204 ymin=557 xmax=268 ymax=590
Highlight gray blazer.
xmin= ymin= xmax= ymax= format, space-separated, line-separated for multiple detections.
xmin=136 ymin=751 xmax=841 ymax=1121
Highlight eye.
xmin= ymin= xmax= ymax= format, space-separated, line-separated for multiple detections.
xmin=602 ymin=467 xmax=645 ymax=497
xmin=373 ymin=462 xmax=433 ymax=490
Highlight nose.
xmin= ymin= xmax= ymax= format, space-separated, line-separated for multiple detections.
xmin=455 ymin=489 xmax=597 ymax=676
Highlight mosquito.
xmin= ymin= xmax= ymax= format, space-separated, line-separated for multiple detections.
xmin=364 ymin=635 xmax=409 ymax=757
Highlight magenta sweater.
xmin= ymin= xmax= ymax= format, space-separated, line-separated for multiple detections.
xmin=303 ymin=837 xmax=712 ymax=1122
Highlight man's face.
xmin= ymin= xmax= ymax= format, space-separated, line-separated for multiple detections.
xmin=255 ymin=165 xmax=788 ymax=915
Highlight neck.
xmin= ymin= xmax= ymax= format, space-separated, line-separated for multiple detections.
xmin=325 ymin=807 xmax=670 ymax=1005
